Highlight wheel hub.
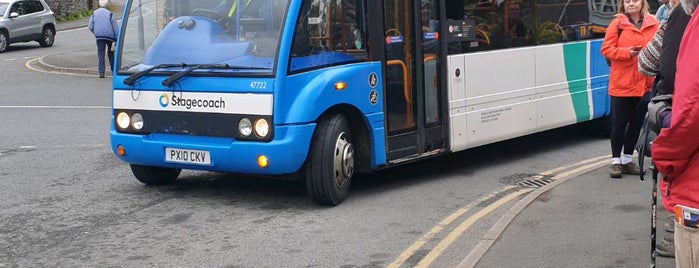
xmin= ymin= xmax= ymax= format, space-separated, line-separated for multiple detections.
xmin=333 ymin=132 xmax=354 ymax=186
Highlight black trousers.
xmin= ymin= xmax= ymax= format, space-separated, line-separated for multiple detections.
xmin=610 ymin=92 xmax=650 ymax=158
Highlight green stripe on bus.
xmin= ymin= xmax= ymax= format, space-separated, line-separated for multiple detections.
xmin=563 ymin=43 xmax=590 ymax=122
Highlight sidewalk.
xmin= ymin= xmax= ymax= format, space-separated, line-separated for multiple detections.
xmin=474 ymin=164 xmax=676 ymax=268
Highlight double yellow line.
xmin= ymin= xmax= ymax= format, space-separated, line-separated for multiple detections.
xmin=387 ymin=155 xmax=609 ymax=268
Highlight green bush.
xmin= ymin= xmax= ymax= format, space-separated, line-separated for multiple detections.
xmin=56 ymin=10 xmax=93 ymax=22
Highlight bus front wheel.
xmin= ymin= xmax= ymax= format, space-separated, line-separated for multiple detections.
xmin=130 ymin=164 xmax=181 ymax=185
xmin=305 ymin=115 xmax=355 ymax=206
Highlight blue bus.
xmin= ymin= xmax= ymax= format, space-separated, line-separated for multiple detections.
xmin=111 ymin=0 xmax=617 ymax=205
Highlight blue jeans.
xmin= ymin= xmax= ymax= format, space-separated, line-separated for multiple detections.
xmin=96 ymin=39 xmax=114 ymax=75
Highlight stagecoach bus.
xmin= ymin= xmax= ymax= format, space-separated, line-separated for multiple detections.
xmin=111 ymin=0 xmax=616 ymax=205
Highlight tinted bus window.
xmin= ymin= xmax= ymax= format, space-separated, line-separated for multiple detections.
xmin=289 ymin=0 xmax=368 ymax=73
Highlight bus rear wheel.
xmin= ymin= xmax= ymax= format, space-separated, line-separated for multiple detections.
xmin=130 ymin=164 xmax=181 ymax=185
xmin=305 ymin=115 xmax=354 ymax=206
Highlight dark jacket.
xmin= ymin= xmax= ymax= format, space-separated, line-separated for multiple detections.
xmin=655 ymin=8 xmax=692 ymax=96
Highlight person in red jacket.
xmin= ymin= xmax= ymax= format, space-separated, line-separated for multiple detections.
xmin=600 ymin=0 xmax=658 ymax=178
xmin=651 ymin=0 xmax=699 ymax=265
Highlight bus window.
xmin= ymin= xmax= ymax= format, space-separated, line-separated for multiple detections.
xmin=289 ymin=0 xmax=368 ymax=73
xmin=119 ymin=0 xmax=288 ymax=74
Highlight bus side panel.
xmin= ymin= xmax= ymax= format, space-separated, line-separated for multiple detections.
xmin=448 ymin=40 xmax=609 ymax=152
xmin=448 ymin=55 xmax=468 ymax=152
xmin=589 ymin=40 xmax=612 ymax=119
xmin=450 ymin=49 xmax=539 ymax=150
xmin=277 ymin=62 xmax=387 ymax=168
xmin=535 ymin=44 xmax=585 ymax=130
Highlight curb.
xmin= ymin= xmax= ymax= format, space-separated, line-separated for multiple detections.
xmin=29 ymin=51 xmax=112 ymax=77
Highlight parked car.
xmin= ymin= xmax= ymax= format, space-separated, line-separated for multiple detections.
xmin=0 ymin=0 xmax=56 ymax=53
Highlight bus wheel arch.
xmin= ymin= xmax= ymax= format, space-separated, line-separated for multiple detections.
xmin=304 ymin=107 xmax=371 ymax=206
xmin=130 ymin=164 xmax=181 ymax=185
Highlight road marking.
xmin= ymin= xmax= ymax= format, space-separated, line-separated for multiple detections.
xmin=389 ymin=155 xmax=610 ymax=267
xmin=416 ymin=188 xmax=532 ymax=267
xmin=457 ymin=156 xmax=610 ymax=268
xmin=24 ymin=58 xmax=101 ymax=77
xmin=0 ymin=105 xmax=110 ymax=109
xmin=386 ymin=185 xmax=517 ymax=268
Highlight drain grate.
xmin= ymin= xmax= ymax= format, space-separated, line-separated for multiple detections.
xmin=517 ymin=177 xmax=555 ymax=188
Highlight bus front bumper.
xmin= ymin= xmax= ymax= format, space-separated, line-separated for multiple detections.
xmin=110 ymin=123 xmax=316 ymax=175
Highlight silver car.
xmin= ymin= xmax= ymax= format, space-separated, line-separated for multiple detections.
xmin=0 ymin=0 xmax=56 ymax=53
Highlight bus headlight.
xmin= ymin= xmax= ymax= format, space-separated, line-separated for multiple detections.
xmin=132 ymin=113 xmax=144 ymax=130
xmin=116 ymin=112 xmax=130 ymax=129
xmin=238 ymin=118 xmax=252 ymax=137
xmin=254 ymin=119 xmax=269 ymax=138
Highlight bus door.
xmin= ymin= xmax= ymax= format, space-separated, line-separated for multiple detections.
xmin=382 ymin=0 xmax=446 ymax=161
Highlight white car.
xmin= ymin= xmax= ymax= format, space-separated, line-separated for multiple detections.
xmin=0 ymin=0 xmax=56 ymax=53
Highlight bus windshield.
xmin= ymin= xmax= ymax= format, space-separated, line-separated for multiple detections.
xmin=118 ymin=0 xmax=288 ymax=75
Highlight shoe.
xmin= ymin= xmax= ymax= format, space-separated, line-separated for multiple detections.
xmin=621 ymin=162 xmax=641 ymax=175
xmin=663 ymin=233 xmax=674 ymax=243
xmin=610 ymin=164 xmax=622 ymax=178
xmin=656 ymin=236 xmax=675 ymax=258
xmin=99 ymin=73 xmax=105 ymax=78
xmin=665 ymin=216 xmax=675 ymax=233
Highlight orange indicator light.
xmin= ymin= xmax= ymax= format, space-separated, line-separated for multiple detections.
xmin=334 ymin=82 xmax=347 ymax=91
xmin=257 ymin=155 xmax=269 ymax=168
xmin=117 ymin=145 xmax=126 ymax=156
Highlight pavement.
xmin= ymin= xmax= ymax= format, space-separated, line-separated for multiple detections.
xmin=474 ymin=161 xmax=676 ymax=268
xmin=41 ymin=4 xmax=676 ymax=267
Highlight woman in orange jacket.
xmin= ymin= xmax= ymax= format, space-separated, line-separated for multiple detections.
xmin=601 ymin=0 xmax=658 ymax=178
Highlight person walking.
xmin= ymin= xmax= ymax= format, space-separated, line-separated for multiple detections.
xmin=88 ymin=0 xmax=119 ymax=78
xmin=600 ymin=0 xmax=658 ymax=178
xmin=651 ymin=0 xmax=699 ymax=265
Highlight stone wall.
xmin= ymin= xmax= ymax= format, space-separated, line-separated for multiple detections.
xmin=47 ymin=0 xmax=98 ymax=19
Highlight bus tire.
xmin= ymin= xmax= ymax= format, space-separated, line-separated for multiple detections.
xmin=305 ymin=114 xmax=354 ymax=206
xmin=130 ymin=164 xmax=181 ymax=185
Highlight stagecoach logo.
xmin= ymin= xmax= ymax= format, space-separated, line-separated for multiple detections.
xmin=369 ymin=89 xmax=378 ymax=105
xmin=368 ymin=72 xmax=378 ymax=88
xmin=159 ymin=94 xmax=170 ymax=107
xmin=157 ymin=93 xmax=227 ymax=110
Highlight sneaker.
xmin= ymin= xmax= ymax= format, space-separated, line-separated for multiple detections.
xmin=610 ymin=164 xmax=622 ymax=178
xmin=621 ymin=162 xmax=641 ymax=175
xmin=99 ymin=73 xmax=105 ymax=78
xmin=656 ymin=236 xmax=675 ymax=258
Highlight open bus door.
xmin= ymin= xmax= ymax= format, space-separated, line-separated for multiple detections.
xmin=382 ymin=0 xmax=447 ymax=162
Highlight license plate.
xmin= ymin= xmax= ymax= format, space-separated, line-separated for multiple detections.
xmin=165 ymin=147 xmax=211 ymax=165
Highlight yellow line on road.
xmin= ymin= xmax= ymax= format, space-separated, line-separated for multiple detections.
xmin=388 ymin=155 xmax=611 ymax=267
xmin=415 ymin=188 xmax=532 ymax=268
xmin=457 ymin=157 xmax=610 ymax=268
xmin=386 ymin=185 xmax=517 ymax=268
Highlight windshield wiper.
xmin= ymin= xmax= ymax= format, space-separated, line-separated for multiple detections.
xmin=161 ymin=64 xmax=270 ymax=87
xmin=123 ymin=63 xmax=188 ymax=86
